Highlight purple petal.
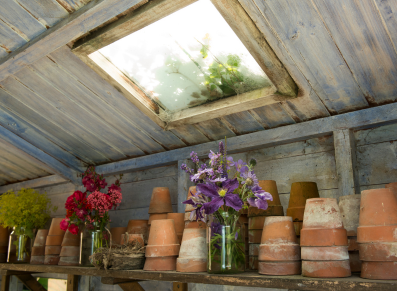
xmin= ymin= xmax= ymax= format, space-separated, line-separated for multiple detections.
xmin=203 ymin=196 xmax=224 ymax=215
xmin=255 ymin=198 xmax=269 ymax=210
xmin=247 ymin=197 xmax=256 ymax=207
xmin=222 ymin=178 xmax=239 ymax=193
xmin=183 ymin=198 xmax=195 ymax=205
xmin=224 ymin=193 xmax=243 ymax=211
xmin=255 ymin=192 xmax=273 ymax=201
xmin=210 ymin=177 xmax=227 ymax=183
xmin=240 ymin=166 xmax=249 ymax=176
xmin=197 ymin=183 xmax=219 ymax=199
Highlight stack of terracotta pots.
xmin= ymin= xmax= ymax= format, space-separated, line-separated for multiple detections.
xmin=144 ymin=219 xmax=180 ymax=271
xmin=0 ymin=226 xmax=9 ymax=263
xmin=110 ymin=227 xmax=127 ymax=246
xmin=166 ymin=213 xmax=185 ymax=244
xmin=248 ymin=180 xmax=283 ymax=270
xmin=258 ymin=216 xmax=301 ymax=275
xmin=45 ymin=218 xmax=65 ymax=265
xmin=184 ymin=186 xmax=206 ymax=229
xmin=357 ymin=187 xmax=397 ymax=279
xmin=301 ymin=198 xmax=351 ymax=278
xmin=127 ymin=220 xmax=149 ymax=245
xmin=287 ymin=182 xmax=320 ymax=239
xmin=176 ymin=228 xmax=207 ymax=272
xmin=58 ymin=231 xmax=80 ymax=266
xmin=339 ymin=194 xmax=361 ymax=273
xmin=31 ymin=229 xmax=48 ymax=265
xmin=148 ymin=187 xmax=173 ymax=235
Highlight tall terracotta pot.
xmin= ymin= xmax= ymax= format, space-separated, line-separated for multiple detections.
xmin=148 ymin=187 xmax=173 ymax=214
xmin=166 ymin=213 xmax=185 ymax=244
xmin=176 ymin=228 xmax=207 ymax=272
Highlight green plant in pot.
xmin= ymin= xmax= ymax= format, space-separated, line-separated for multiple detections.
xmin=0 ymin=188 xmax=56 ymax=263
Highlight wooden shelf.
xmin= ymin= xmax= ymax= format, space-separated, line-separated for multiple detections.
xmin=0 ymin=264 xmax=396 ymax=291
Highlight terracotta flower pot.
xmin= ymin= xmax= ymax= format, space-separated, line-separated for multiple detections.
xmin=45 ymin=246 xmax=62 ymax=255
xmin=34 ymin=229 xmax=49 ymax=247
xmin=44 ymin=255 xmax=60 ymax=265
xmin=32 ymin=247 xmax=45 ymax=256
xmin=185 ymin=221 xmax=206 ymax=229
xmin=61 ymin=230 xmax=80 ymax=247
xmin=361 ymin=261 xmax=397 ymax=279
xmin=386 ymin=182 xmax=397 ymax=192
xmin=248 ymin=180 xmax=284 ymax=217
xmin=146 ymin=219 xmax=180 ymax=258
xmin=302 ymin=260 xmax=351 ymax=278
xmin=144 ymin=256 xmax=177 ymax=271
xmin=49 ymin=218 xmax=66 ymax=236
xmin=46 ymin=235 xmax=64 ymax=246
xmin=301 ymin=246 xmax=349 ymax=261
xmin=359 ymin=242 xmax=397 ymax=261
xmin=148 ymin=187 xmax=173 ymax=214
xmin=148 ymin=214 xmax=167 ymax=225
xmin=261 ymin=216 xmax=298 ymax=244
xmin=339 ymin=194 xmax=360 ymax=236
xmin=259 ymin=261 xmax=301 ymax=275
xmin=185 ymin=186 xmax=197 ymax=212
xmin=58 ymin=256 xmax=79 ymax=266
xmin=167 ymin=213 xmax=185 ymax=244
xmin=349 ymin=251 xmax=361 ymax=273
xmin=127 ymin=220 xmax=149 ymax=243
xmin=121 ymin=234 xmax=144 ymax=246
xmin=110 ymin=227 xmax=127 ymax=245
xmin=176 ymin=228 xmax=207 ymax=272
xmin=60 ymin=246 xmax=79 ymax=257
xmin=30 ymin=256 xmax=45 ymax=265
xmin=287 ymin=182 xmax=319 ymax=221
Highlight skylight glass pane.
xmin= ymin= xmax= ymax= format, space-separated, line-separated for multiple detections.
xmin=96 ymin=0 xmax=272 ymax=113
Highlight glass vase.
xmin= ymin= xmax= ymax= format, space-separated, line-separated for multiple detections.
xmin=7 ymin=227 xmax=32 ymax=263
xmin=207 ymin=211 xmax=245 ymax=274
xmin=80 ymin=223 xmax=108 ymax=266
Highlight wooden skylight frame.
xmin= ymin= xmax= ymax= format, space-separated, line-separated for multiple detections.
xmin=72 ymin=0 xmax=298 ymax=130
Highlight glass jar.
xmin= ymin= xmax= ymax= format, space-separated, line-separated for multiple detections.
xmin=7 ymin=227 xmax=32 ymax=263
xmin=80 ymin=223 xmax=108 ymax=266
xmin=207 ymin=211 xmax=245 ymax=274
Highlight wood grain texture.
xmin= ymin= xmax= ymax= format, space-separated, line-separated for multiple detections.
xmin=178 ymin=160 xmax=194 ymax=213
xmin=0 ymin=19 xmax=26 ymax=54
xmin=194 ymin=119 xmax=236 ymax=141
xmin=171 ymin=124 xmax=211 ymax=146
xmin=220 ymin=111 xmax=264 ymax=135
xmin=313 ymin=0 xmax=397 ymax=105
xmin=333 ymin=129 xmax=360 ymax=197
xmin=0 ymin=175 xmax=67 ymax=193
xmin=15 ymin=274 xmax=46 ymax=291
xmin=119 ymin=282 xmax=145 ymax=291
xmin=249 ymin=0 xmax=369 ymax=113
xmin=354 ymin=123 xmax=397 ymax=146
xmin=249 ymin=103 xmax=296 ymax=129
xmin=374 ymin=0 xmax=397 ymax=57
xmin=66 ymin=274 xmax=78 ymax=291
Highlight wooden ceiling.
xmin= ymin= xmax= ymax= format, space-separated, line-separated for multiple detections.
xmin=0 ymin=0 xmax=396 ymax=186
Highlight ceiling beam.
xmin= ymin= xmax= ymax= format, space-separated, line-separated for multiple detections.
xmin=0 ymin=175 xmax=68 ymax=194
xmin=0 ymin=0 xmax=148 ymax=82
xmin=96 ymin=102 xmax=397 ymax=176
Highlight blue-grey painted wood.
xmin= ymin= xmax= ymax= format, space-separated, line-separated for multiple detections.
xmin=0 ymin=123 xmax=81 ymax=184
xmin=251 ymin=0 xmax=369 ymax=113
xmin=220 ymin=111 xmax=264 ymax=135
xmin=95 ymin=103 xmax=397 ymax=176
xmin=14 ymin=0 xmax=69 ymax=28
xmin=0 ymin=154 xmax=45 ymax=180
xmin=0 ymin=19 xmax=26 ymax=54
xmin=313 ymin=0 xmax=397 ymax=105
xmin=0 ymin=175 xmax=67 ymax=193
xmin=0 ymin=82 xmax=104 ymax=164
xmin=178 ymin=159 xmax=194 ymax=213
xmin=13 ymin=67 xmax=127 ymax=162
xmin=0 ymin=48 xmax=7 ymax=60
xmin=194 ymin=119 xmax=236 ymax=141
xmin=171 ymin=124 xmax=211 ymax=146
xmin=58 ymin=0 xmax=91 ymax=12
xmin=49 ymin=46 xmax=185 ymax=151
xmin=374 ymin=0 xmax=397 ymax=54
xmin=0 ymin=102 xmax=84 ymax=172
xmin=250 ymin=103 xmax=296 ymax=129
xmin=0 ymin=0 xmax=46 ymax=41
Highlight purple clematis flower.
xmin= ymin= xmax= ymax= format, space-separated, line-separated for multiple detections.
xmin=240 ymin=167 xmax=258 ymax=188
xmin=248 ymin=185 xmax=273 ymax=210
xmin=183 ymin=190 xmax=208 ymax=223
xmin=198 ymin=179 xmax=243 ymax=214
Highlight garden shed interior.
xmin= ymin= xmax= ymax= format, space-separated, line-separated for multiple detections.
xmin=0 ymin=0 xmax=397 ymax=290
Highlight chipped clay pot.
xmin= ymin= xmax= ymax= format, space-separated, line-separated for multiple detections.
xmin=301 ymin=246 xmax=349 ymax=261
xmin=258 ymin=217 xmax=301 ymax=275
xmin=302 ymin=260 xmax=351 ymax=278
xmin=127 ymin=220 xmax=149 ymax=244
xmin=287 ymin=182 xmax=319 ymax=222
xmin=148 ymin=187 xmax=173 ymax=214
xmin=167 ymin=213 xmax=185 ymax=244
xmin=145 ymin=219 xmax=180 ymax=258
xmin=48 ymin=218 xmax=66 ymax=236
xmin=359 ymin=242 xmax=397 ymax=261
xmin=110 ymin=227 xmax=127 ymax=245
xmin=176 ymin=228 xmax=207 ymax=272
xmin=248 ymin=180 xmax=284 ymax=217
xmin=33 ymin=229 xmax=49 ymax=247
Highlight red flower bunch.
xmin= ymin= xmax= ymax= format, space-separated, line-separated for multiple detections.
xmin=60 ymin=167 xmax=123 ymax=235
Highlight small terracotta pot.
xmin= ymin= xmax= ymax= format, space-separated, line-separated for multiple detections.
xmin=176 ymin=228 xmax=207 ymax=272
xmin=361 ymin=261 xmax=397 ymax=279
xmin=287 ymin=182 xmax=319 ymax=221
xmin=359 ymin=242 xmax=397 ymax=261
xmin=30 ymin=256 xmax=45 ymax=265
xmin=110 ymin=227 xmax=127 ymax=245
xmin=44 ymin=255 xmax=60 ymax=265
xmin=303 ymin=198 xmax=343 ymax=229
xmin=148 ymin=187 xmax=173 ymax=214
xmin=259 ymin=244 xmax=300 ymax=261
xmin=300 ymin=228 xmax=348 ymax=246
xmin=149 ymin=213 xmax=167 ymax=225
xmin=259 ymin=261 xmax=301 ymax=275
xmin=302 ymin=260 xmax=351 ymax=278
xmin=357 ymin=225 xmax=397 ymax=243
xmin=248 ymin=181 xmax=284 ymax=217
xmin=248 ymin=216 xmax=266 ymax=230
xmin=32 ymin=246 xmax=45 ymax=256
xmin=48 ymin=218 xmax=66 ymax=236
xmin=46 ymin=235 xmax=64 ymax=246
xmin=121 ymin=233 xmax=144 ymax=246
xmin=261 ymin=216 xmax=297 ymax=244
xmin=349 ymin=251 xmax=361 ymax=273
xmin=339 ymin=194 xmax=360 ymax=236
xmin=185 ymin=221 xmax=206 ymax=229
xmin=45 ymin=245 xmax=62 ymax=255
xmin=185 ymin=186 xmax=197 ymax=212
xmin=58 ymin=256 xmax=79 ymax=266
xmin=301 ymin=246 xmax=349 ymax=261
xmin=60 ymin=246 xmax=79 ymax=257
xmin=127 ymin=220 xmax=149 ymax=243
xmin=34 ymin=229 xmax=49 ymax=247
xmin=143 ymin=256 xmax=177 ymax=271
xmin=146 ymin=219 xmax=179 ymax=257
xmin=166 ymin=213 xmax=185 ymax=234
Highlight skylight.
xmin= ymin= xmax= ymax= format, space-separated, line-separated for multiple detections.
xmin=94 ymin=0 xmax=272 ymax=119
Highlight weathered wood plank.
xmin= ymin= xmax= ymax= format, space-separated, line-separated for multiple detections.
xmin=333 ymin=129 xmax=360 ymax=197
xmin=194 ymin=119 xmax=236 ymax=141
xmin=0 ymin=20 xmax=26 ymax=54
xmin=249 ymin=103 xmax=296 ymax=129
xmin=313 ymin=0 xmax=397 ymax=105
xmin=171 ymin=125 xmax=210 ymax=146
xmin=249 ymin=0 xmax=369 ymax=113
xmin=220 ymin=111 xmax=264 ymax=135
xmin=49 ymin=46 xmax=184 ymax=151
xmin=0 ymin=264 xmax=395 ymax=291
xmin=178 ymin=160 xmax=194 ymax=213
xmin=66 ymin=274 xmax=78 ymax=291
xmin=13 ymin=67 xmax=126 ymax=162
xmin=15 ymin=274 xmax=46 ymax=291
xmin=0 ymin=155 xmax=43 ymax=180
xmin=374 ymin=0 xmax=397 ymax=57
xmin=354 ymin=123 xmax=397 ymax=147
xmin=95 ymin=102 xmax=397 ymax=176
xmin=0 ymin=175 xmax=67 ymax=194
xmin=58 ymin=0 xmax=92 ymax=12
xmin=0 ymin=0 xmax=148 ymax=82
xmin=1 ymin=275 xmax=10 ymax=291
xmin=119 ymin=281 xmax=145 ymax=291
xmin=14 ymin=0 xmax=69 ymax=28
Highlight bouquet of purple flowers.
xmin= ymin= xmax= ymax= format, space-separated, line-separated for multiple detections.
xmin=181 ymin=140 xmax=273 ymax=273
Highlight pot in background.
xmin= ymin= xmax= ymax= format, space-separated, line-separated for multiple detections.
xmin=287 ymin=182 xmax=319 ymax=221
xmin=148 ymin=187 xmax=173 ymax=214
